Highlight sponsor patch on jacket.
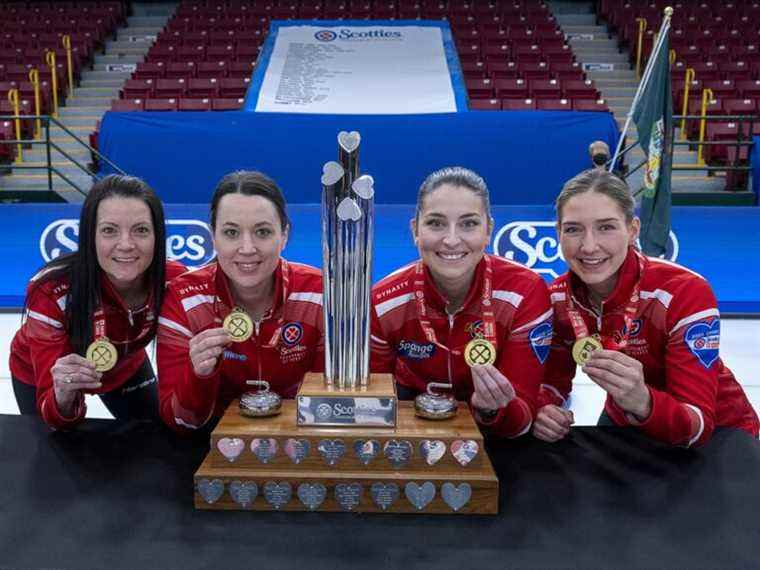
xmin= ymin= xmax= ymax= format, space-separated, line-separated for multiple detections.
xmin=281 ymin=322 xmax=303 ymax=347
xmin=684 ymin=319 xmax=720 ymax=368
xmin=465 ymin=319 xmax=484 ymax=339
xmin=529 ymin=322 xmax=552 ymax=364
xmin=223 ymin=350 xmax=247 ymax=362
xmin=397 ymin=340 xmax=436 ymax=360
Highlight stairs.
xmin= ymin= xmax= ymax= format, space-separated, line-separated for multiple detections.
xmin=549 ymin=0 xmax=754 ymax=206
xmin=0 ymin=3 xmax=178 ymax=203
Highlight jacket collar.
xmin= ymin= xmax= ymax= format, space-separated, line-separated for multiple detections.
xmin=568 ymin=246 xmax=643 ymax=313
xmin=423 ymin=255 xmax=486 ymax=314
xmin=213 ymin=258 xmax=285 ymax=318
xmin=98 ymin=272 xmax=152 ymax=316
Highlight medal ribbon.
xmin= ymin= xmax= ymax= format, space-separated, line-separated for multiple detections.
xmin=413 ymin=255 xmax=497 ymax=349
xmin=565 ymin=251 xmax=644 ymax=350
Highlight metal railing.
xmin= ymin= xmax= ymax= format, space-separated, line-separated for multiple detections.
xmin=0 ymin=113 xmax=125 ymax=195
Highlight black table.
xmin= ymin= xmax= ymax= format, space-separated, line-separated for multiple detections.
xmin=1 ymin=414 xmax=758 ymax=570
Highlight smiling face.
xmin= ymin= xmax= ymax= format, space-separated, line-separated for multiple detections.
xmin=412 ymin=183 xmax=492 ymax=298
xmin=212 ymin=193 xmax=288 ymax=299
xmin=95 ymin=196 xmax=155 ymax=295
xmin=558 ymin=190 xmax=640 ymax=298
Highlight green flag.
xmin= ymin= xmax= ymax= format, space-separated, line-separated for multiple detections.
xmin=633 ymin=31 xmax=673 ymax=257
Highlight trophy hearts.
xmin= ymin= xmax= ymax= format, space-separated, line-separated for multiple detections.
xmin=404 ymin=481 xmax=436 ymax=511
xmin=318 ymin=439 xmax=346 ymax=466
xmin=384 ymin=439 xmax=413 ymax=468
xmin=338 ymin=130 xmax=361 ymax=153
xmin=335 ymin=483 xmax=363 ymax=511
xmin=217 ymin=437 xmax=244 ymax=463
xmin=353 ymin=439 xmax=380 ymax=465
xmin=297 ymin=483 xmax=327 ymax=511
xmin=321 ymin=160 xmax=344 ymax=186
xmin=419 ymin=440 xmax=446 ymax=466
xmin=441 ymin=482 xmax=472 ymax=512
xmin=229 ymin=481 xmax=258 ymax=508
xmin=337 ymin=197 xmax=362 ymax=222
xmin=370 ymin=482 xmax=399 ymax=511
xmin=351 ymin=175 xmax=375 ymax=200
xmin=250 ymin=438 xmax=278 ymax=464
xmin=284 ymin=438 xmax=310 ymax=464
xmin=451 ymin=440 xmax=479 ymax=466
xmin=197 ymin=478 xmax=224 ymax=504
xmin=263 ymin=481 xmax=292 ymax=510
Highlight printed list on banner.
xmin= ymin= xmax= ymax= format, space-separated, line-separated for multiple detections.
xmin=254 ymin=25 xmax=458 ymax=114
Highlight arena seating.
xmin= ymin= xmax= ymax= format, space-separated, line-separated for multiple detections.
xmin=106 ymin=0 xmax=609 ymax=115
xmin=599 ymin=0 xmax=760 ymax=168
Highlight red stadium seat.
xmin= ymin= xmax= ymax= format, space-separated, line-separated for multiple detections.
xmin=155 ymin=78 xmax=187 ymax=99
xmin=187 ymin=77 xmax=220 ymax=98
xmin=501 ymin=98 xmax=537 ymax=111
xmin=212 ymin=97 xmax=244 ymax=111
xmin=145 ymin=98 xmax=179 ymax=111
xmin=111 ymin=98 xmax=145 ymax=112
xmin=573 ymin=99 xmax=610 ymax=112
xmin=469 ymin=98 xmax=501 ymax=111
xmin=179 ymin=98 xmax=212 ymax=111
xmin=122 ymin=79 xmax=154 ymax=99
xmin=536 ymin=98 xmax=572 ymax=111
xmin=219 ymin=77 xmax=249 ymax=98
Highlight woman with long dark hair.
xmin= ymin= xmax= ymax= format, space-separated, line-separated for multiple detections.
xmin=10 ymin=174 xmax=185 ymax=429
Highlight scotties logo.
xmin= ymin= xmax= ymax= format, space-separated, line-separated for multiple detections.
xmin=397 ymin=340 xmax=436 ymax=360
xmin=529 ymin=322 xmax=552 ymax=364
xmin=684 ymin=319 xmax=720 ymax=368
xmin=282 ymin=322 xmax=304 ymax=347
xmin=465 ymin=320 xmax=484 ymax=339
xmin=314 ymin=30 xmax=337 ymax=42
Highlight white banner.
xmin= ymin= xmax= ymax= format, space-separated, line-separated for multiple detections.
xmin=254 ymin=24 xmax=458 ymax=114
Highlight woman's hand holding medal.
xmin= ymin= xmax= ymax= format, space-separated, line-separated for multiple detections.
xmin=582 ymin=349 xmax=652 ymax=421
xmin=52 ymin=353 xmax=103 ymax=415
xmin=470 ymin=365 xmax=516 ymax=412
xmin=189 ymin=328 xmax=234 ymax=377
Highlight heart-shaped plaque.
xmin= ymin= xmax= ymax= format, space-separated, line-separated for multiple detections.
xmin=335 ymin=483 xmax=363 ymax=511
xmin=352 ymin=175 xmax=375 ymax=200
xmin=450 ymin=439 xmax=479 ymax=467
xmin=284 ymin=438 xmax=310 ymax=465
xmin=318 ymin=439 xmax=346 ymax=466
xmin=441 ymin=482 xmax=471 ymax=512
xmin=404 ymin=481 xmax=435 ymax=511
xmin=321 ymin=161 xmax=344 ymax=186
xmin=229 ymin=481 xmax=258 ymax=508
xmin=338 ymin=130 xmax=361 ymax=153
xmin=263 ymin=481 xmax=292 ymax=510
xmin=370 ymin=483 xmax=399 ymax=511
xmin=250 ymin=438 xmax=278 ymax=464
xmin=384 ymin=440 xmax=413 ymax=468
xmin=297 ymin=483 xmax=327 ymax=511
xmin=353 ymin=439 xmax=380 ymax=465
xmin=419 ymin=440 xmax=446 ymax=466
xmin=197 ymin=478 xmax=224 ymax=504
xmin=217 ymin=437 xmax=244 ymax=463
xmin=336 ymin=197 xmax=362 ymax=222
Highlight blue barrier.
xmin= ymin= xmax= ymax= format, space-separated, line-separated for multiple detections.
xmin=98 ymin=110 xmax=619 ymax=204
xmin=4 ymin=204 xmax=759 ymax=313
xmin=752 ymin=136 xmax=759 ymax=201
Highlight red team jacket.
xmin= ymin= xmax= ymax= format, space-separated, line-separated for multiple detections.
xmin=157 ymin=258 xmax=323 ymax=432
xmin=9 ymin=260 xmax=186 ymax=430
xmin=540 ymin=248 xmax=759 ymax=446
xmin=370 ymin=254 xmax=553 ymax=438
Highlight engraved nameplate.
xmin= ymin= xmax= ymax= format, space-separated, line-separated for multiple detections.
xmin=296 ymin=395 xmax=396 ymax=427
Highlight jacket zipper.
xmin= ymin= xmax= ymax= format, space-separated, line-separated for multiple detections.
xmin=254 ymin=319 xmax=262 ymax=381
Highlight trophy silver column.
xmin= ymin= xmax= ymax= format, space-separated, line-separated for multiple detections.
xmin=321 ymin=131 xmax=375 ymax=389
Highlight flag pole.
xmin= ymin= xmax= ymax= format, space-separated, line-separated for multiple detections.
xmin=609 ymin=6 xmax=674 ymax=170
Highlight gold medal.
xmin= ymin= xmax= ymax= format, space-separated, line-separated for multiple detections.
xmin=464 ymin=338 xmax=497 ymax=367
xmin=572 ymin=336 xmax=603 ymax=365
xmin=86 ymin=338 xmax=118 ymax=372
xmin=223 ymin=308 xmax=254 ymax=342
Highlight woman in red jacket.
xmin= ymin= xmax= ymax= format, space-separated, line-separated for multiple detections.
xmin=157 ymin=171 xmax=323 ymax=433
xmin=533 ymin=169 xmax=758 ymax=446
xmin=371 ymin=167 xmax=552 ymax=438
xmin=10 ymin=174 xmax=184 ymax=429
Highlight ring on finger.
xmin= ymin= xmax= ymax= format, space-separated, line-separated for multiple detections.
xmin=64 ymin=374 xmax=73 ymax=384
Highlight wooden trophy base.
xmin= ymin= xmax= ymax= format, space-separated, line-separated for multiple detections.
xmin=194 ymin=390 xmax=499 ymax=514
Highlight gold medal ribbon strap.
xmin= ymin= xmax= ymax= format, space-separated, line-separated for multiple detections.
xmin=413 ymin=256 xmax=497 ymax=350
xmin=565 ymin=253 xmax=645 ymax=350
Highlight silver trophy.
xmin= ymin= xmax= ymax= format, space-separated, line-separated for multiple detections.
xmin=321 ymin=131 xmax=375 ymax=389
